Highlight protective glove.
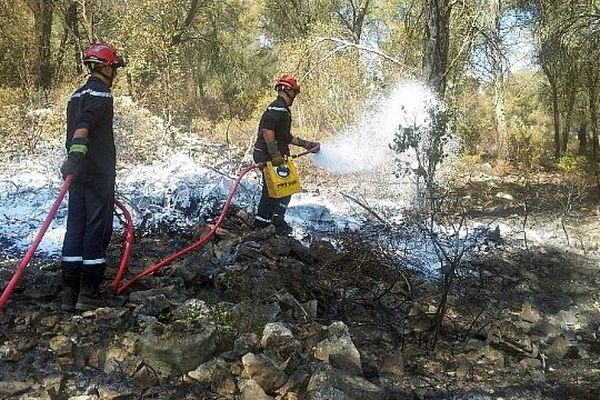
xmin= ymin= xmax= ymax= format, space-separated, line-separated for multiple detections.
xmin=306 ymin=140 xmax=320 ymax=153
xmin=61 ymin=137 xmax=88 ymax=182
xmin=266 ymin=140 xmax=284 ymax=166
xmin=298 ymin=138 xmax=320 ymax=153
xmin=270 ymin=151 xmax=284 ymax=166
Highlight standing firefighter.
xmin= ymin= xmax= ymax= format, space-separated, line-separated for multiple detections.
xmin=60 ymin=43 xmax=126 ymax=311
xmin=253 ymin=74 xmax=320 ymax=234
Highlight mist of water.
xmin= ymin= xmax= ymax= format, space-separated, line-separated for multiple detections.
xmin=310 ymin=81 xmax=439 ymax=174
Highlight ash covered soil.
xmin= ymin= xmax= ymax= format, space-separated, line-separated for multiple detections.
xmin=1 ymin=164 xmax=600 ymax=400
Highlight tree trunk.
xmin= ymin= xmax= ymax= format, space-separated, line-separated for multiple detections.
xmin=542 ymin=65 xmax=561 ymax=160
xmin=65 ymin=1 xmax=82 ymax=74
xmin=551 ymin=85 xmax=561 ymax=160
xmin=561 ymin=73 xmax=576 ymax=154
xmin=422 ymin=0 xmax=451 ymax=98
xmin=171 ymin=0 xmax=206 ymax=45
xmin=586 ymin=58 xmax=599 ymax=162
xmin=562 ymin=103 xmax=573 ymax=154
xmin=577 ymin=117 xmax=587 ymax=156
xmin=337 ymin=0 xmax=371 ymax=44
xmin=28 ymin=0 xmax=54 ymax=90
xmin=488 ymin=0 xmax=508 ymax=158
xmin=590 ymin=83 xmax=599 ymax=162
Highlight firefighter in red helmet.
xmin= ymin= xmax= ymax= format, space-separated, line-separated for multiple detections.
xmin=59 ymin=42 xmax=126 ymax=311
xmin=253 ymin=74 xmax=320 ymax=234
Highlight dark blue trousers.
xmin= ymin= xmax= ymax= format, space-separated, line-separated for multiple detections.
xmin=61 ymin=174 xmax=114 ymax=289
xmin=253 ymin=148 xmax=291 ymax=228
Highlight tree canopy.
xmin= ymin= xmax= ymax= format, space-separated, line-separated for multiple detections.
xmin=2 ymin=0 xmax=600 ymax=168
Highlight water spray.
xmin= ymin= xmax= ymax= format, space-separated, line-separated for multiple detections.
xmin=310 ymin=81 xmax=440 ymax=174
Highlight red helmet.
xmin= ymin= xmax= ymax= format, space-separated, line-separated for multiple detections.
xmin=83 ymin=43 xmax=126 ymax=68
xmin=274 ymin=74 xmax=300 ymax=92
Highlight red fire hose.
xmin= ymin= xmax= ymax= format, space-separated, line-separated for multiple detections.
xmin=112 ymin=198 xmax=135 ymax=294
xmin=0 ymin=176 xmax=136 ymax=312
xmin=0 ymin=148 xmax=317 ymax=310
xmin=0 ymin=176 xmax=73 ymax=312
xmin=112 ymin=163 xmax=260 ymax=294
xmin=112 ymin=148 xmax=316 ymax=294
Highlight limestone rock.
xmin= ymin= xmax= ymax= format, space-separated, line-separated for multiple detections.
xmin=41 ymin=375 xmax=63 ymax=394
xmin=211 ymin=367 xmax=238 ymax=398
xmin=133 ymin=294 xmax=171 ymax=316
xmin=306 ymin=369 xmax=384 ymax=400
xmin=128 ymin=286 xmax=179 ymax=305
xmin=488 ymin=320 xmax=536 ymax=357
xmin=0 ymin=380 xmax=33 ymax=397
xmin=187 ymin=357 xmax=227 ymax=383
xmin=0 ymin=342 xmax=23 ymax=362
xmin=98 ymin=387 xmax=135 ymax=400
xmin=546 ymin=336 xmax=569 ymax=360
xmin=519 ymin=357 xmax=542 ymax=370
xmin=275 ymin=369 xmax=310 ymax=397
xmin=139 ymin=323 xmax=217 ymax=375
xmin=313 ymin=321 xmax=362 ymax=376
xmin=530 ymin=319 xmax=560 ymax=339
xmin=261 ymin=322 xmax=298 ymax=352
xmin=242 ymin=352 xmax=287 ymax=393
xmin=49 ymin=335 xmax=72 ymax=356
xmin=239 ymin=379 xmax=275 ymax=400
xmin=131 ymin=364 xmax=160 ymax=389
xmin=520 ymin=302 xmax=542 ymax=324
xmin=495 ymin=192 xmax=514 ymax=201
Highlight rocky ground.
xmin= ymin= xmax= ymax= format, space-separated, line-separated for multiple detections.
xmin=1 ymin=166 xmax=600 ymax=400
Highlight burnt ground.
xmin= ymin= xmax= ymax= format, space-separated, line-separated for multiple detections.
xmin=1 ymin=166 xmax=600 ymax=399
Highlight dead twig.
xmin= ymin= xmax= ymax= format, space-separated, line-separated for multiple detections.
xmin=340 ymin=192 xmax=392 ymax=229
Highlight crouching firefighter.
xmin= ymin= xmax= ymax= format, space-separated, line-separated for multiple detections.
xmin=253 ymin=74 xmax=320 ymax=234
xmin=59 ymin=42 xmax=126 ymax=312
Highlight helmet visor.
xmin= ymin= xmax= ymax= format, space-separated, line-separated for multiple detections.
xmin=113 ymin=56 xmax=127 ymax=69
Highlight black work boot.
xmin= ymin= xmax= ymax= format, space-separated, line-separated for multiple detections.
xmin=254 ymin=217 xmax=271 ymax=230
xmin=274 ymin=222 xmax=292 ymax=235
xmin=61 ymin=262 xmax=81 ymax=312
xmin=61 ymin=286 xmax=78 ymax=312
xmin=75 ymin=284 xmax=102 ymax=311
xmin=76 ymin=264 xmax=105 ymax=311
xmin=272 ymin=214 xmax=292 ymax=235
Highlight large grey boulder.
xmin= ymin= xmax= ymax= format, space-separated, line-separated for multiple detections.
xmin=242 ymin=352 xmax=288 ymax=393
xmin=306 ymin=369 xmax=384 ymax=400
xmin=139 ymin=322 xmax=217 ymax=375
xmin=313 ymin=321 xmax=362 ymax=376
xmin=239 ymin=379 xmax=275 ymax=400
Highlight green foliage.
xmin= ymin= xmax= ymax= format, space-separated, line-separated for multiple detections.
xmin=556 ymin=155 xmax=589 ymax=176
xmin=115 ymin=0 xmax=275 ymax=124
xmin=504 ymin=70 xmax=554 ymax=168
xmin=449 ymin=76 xmax=495 ymax=156
xmin=259 ymin=0 xmax=338 ymax=40
xmin=374 ymin=0 xmax=424 ymax=71
xmin=0 ymin=2 xmax=35 ymax=86
xmin=293 ymin=39 xmax=372 ymax=139
xmin=0 ymin=0 xmax=595 ymax=171
xmin=450 ymin=69 xmax=555 ymax=168
xmin=391 ymin=104 xmax=454 ymax=207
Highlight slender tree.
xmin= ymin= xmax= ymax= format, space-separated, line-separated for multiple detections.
xmin=422 ymin=0 xmax=451 ymax=97
xmin=487 ymin=0 xmax=508 ymax=158
xmin=27 ymin=0 xmax=54 ymax=89
xmin=337 ymin=0 xmax=372 ymax=44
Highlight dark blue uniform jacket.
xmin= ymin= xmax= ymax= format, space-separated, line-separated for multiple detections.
xmin=254 ymin=96 xmax=293 ymax=163
xmin=66 ymin=76 xmax=115 ymax=176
